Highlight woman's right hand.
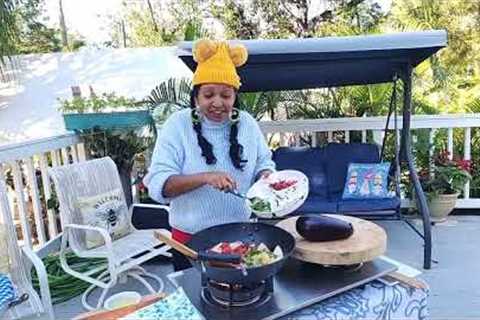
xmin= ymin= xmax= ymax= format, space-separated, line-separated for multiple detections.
xmin=203 ymin=172 xmax=237 ymax=191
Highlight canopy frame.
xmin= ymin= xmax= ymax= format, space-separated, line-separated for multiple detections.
xmin=178 ymin=31 xmax=448 ymax=269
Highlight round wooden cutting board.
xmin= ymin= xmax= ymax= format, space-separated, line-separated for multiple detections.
xmin=276 ymin=215 xmax=387 ymax=265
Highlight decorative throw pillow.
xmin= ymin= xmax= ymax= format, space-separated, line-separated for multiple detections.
xmin=76 ymin=189 xmax=131 ymax=249
xmin=342 ymin=163 xmax=391 ymax=199
xmin=0 ymin=274 xmax=15 ymax=313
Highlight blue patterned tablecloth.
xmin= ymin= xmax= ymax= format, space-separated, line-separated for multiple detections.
xmin=283 ymin=280 xmax=428 ymax=320
xmin=123 ymin=279 xmax=428 ymax=320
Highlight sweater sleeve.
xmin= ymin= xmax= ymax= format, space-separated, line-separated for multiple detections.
xmin=143 ymin=113 xmax=184 ymax=204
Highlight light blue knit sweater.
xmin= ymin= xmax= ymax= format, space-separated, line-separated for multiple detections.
xmin=144 ymin=108 xmax=275 ymax=234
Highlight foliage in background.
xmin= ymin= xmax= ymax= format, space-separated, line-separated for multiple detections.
xmin=1 ymin=0 xmax=85 ymax=56
xmin=389 ymin=0 xmax=480 ymax=114
xmin=58 ymin=91 xmax=140 ymax=114
xmin=0 ymin=0 xmax=18 ymax=75
xmin=418 ymin=150 xmax=472 ymax=199
xmin=109 ymin=0 xmax=210 ymax=48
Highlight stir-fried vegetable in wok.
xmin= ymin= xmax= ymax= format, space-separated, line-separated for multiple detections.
xmin=210 ymin=241 xmax=283 ymax=268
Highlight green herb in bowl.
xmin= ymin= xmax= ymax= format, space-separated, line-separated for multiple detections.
xmin=250 ymin=197 xmax=272 ymax=212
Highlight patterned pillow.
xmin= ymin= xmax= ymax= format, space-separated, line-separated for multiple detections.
xmin=77 ymin=189 xmax=131 ymax=249
xmin=0 ymin=274 xmax=15 ymax=313
xmin=342 ymin=163 xmax=391 ymax=199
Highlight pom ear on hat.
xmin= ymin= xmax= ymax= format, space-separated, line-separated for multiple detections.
xmin=193 ymin=39 xmax=218 ymax=63
xmin=228 ymin=44 xmax=248 ymax=67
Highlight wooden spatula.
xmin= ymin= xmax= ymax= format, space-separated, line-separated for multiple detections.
xmin=73 ymin=293 xmax=166 ymax=320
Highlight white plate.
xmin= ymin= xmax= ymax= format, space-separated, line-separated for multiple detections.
xmin=246 ymin=170 xmax=309 ymax=219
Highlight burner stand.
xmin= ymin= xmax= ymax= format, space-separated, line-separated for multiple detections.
xmin=201 ymin=274 xmax=273 ymax=308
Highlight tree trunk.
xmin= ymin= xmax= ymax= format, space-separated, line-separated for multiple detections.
xmin=59 ymin=0 xmax=68 ymax=49
xmin=146 ymin=0 xmax=159 ymax=32
xmin=120 ymin=19 xmax=127 ymax=48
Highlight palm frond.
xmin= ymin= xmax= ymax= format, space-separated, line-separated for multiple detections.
xmin=146 ymin=77 xmax=192 ymax=125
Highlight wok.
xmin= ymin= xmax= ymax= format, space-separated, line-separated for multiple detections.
xmin=186 ymin=222 xmax=295 ymax=284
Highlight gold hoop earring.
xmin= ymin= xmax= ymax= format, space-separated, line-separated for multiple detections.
xmin=191 ymin=108 xmax=201 ymax=124
xmin=229 ymin=108 xmax=240 ymax=123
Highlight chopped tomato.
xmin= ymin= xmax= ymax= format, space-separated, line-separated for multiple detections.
xmin=219 ymin=242 xmax=232 ymax=254
xmin=269 ymin=179 xmax=297 ymax=191
xmin=232 ymin=243 xmax=250 ymax=255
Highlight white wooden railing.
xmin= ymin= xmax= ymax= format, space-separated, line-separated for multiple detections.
xmin=0 ymin=133 xmax=86 ymax=250
xmin=259 ymin=113 xmax=480 ymax=209
xmin=0 ymin=114 xmax=479 ymax=249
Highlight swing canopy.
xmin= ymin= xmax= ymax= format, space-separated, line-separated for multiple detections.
xmin=177 ymin=30 xmax=447 ymax=92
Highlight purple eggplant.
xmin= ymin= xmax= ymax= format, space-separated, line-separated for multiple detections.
xmin=296 ymin=215 xmax=354 ymax=242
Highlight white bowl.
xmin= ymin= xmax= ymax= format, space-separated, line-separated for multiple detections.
xmin=104 ymin=291 xmax=141 ymax=310
xmin=246 ymin=170 xmax=309 ymax=219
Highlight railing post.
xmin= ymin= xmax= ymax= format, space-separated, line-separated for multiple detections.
xmin=429 ymin=129 xmax=436 ymax=177
xmin=344 ymin=130 xmax=350 ymax=143
xmin=39 ymin=153 xmax=58 ymax=238
xmin=361 ymin=130 xmax=367 ymax=143
xmin=11 ymin=161 xmax=33 ymax=249
xmin=61 ymin=148 xmax=70 ymax=165
xmin=25 ymin=157 xmax=47 ymax=245
xmin=447 ymin=128 xmax=454 ymax=160
xmin=294 ymin=133 xmax=301 ymax=147
xmin=51 ymin=150 xmax=61 ymax=167
xmin=76 ymin=143 xmax=87 ymax=161
xmin=311 ymin=132 xmax=317 ymax=147
xmin=464 ymin=127 xmax=471 ymax=199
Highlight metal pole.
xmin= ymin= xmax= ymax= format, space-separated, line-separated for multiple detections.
xmin=401 ymin=65 xmax=432 ymax=269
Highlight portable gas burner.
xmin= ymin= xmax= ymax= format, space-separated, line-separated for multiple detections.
xmin=168 ymin=258 xmax=397 ymax=320
xmin=201 ymin=274 xmax=273 ymax=308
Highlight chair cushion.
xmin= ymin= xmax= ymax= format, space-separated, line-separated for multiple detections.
xmin=325 ymin=143 xmax=380 ymax=197
xmin=342 ymin=162 xmax=391 ymax=199
xmin=76 ymin=189 xmax=131 ymax=249
xmin=337 ymin=197 xmax=401 ymax=214
xmin=295 ymin=195 xmax=338 ymax=214
xmin=273 ymin=147 xmax=328 ymax=197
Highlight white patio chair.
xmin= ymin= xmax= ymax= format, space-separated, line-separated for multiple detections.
xmin=48 ymin=157 xmax=171 ymax=311
xmin=0 ymin=180 xmax=54 ymax=320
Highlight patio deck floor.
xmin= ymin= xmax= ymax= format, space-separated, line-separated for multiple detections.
xmin=43 ymin=215 xmax=480 ymax=320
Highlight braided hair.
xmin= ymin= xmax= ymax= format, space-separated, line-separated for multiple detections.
xmin=190 ymin=85 xmax=247 ymax=170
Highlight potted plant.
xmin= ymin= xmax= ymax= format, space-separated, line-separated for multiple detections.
xmin=419 ymin=151 xmax=472 ymax=222
xmin=59 ymin=91 xmax=153 ymax=130
xmin=58 ymin=91 xmax=156 ymax=206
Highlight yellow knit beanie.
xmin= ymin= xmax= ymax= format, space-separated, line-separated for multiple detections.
xmin=192 ymin=39 xmax=248 ymax=89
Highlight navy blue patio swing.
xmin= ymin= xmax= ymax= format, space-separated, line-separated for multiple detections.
xmin=178 ymin=30 xmax=448 ymax=269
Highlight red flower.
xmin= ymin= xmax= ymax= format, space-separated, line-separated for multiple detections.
xmin=456 ymin=159 xmax=471 ymax=173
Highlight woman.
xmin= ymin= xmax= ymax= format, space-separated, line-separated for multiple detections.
xmin=144 ymin=39 xmax=275 ymax=271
